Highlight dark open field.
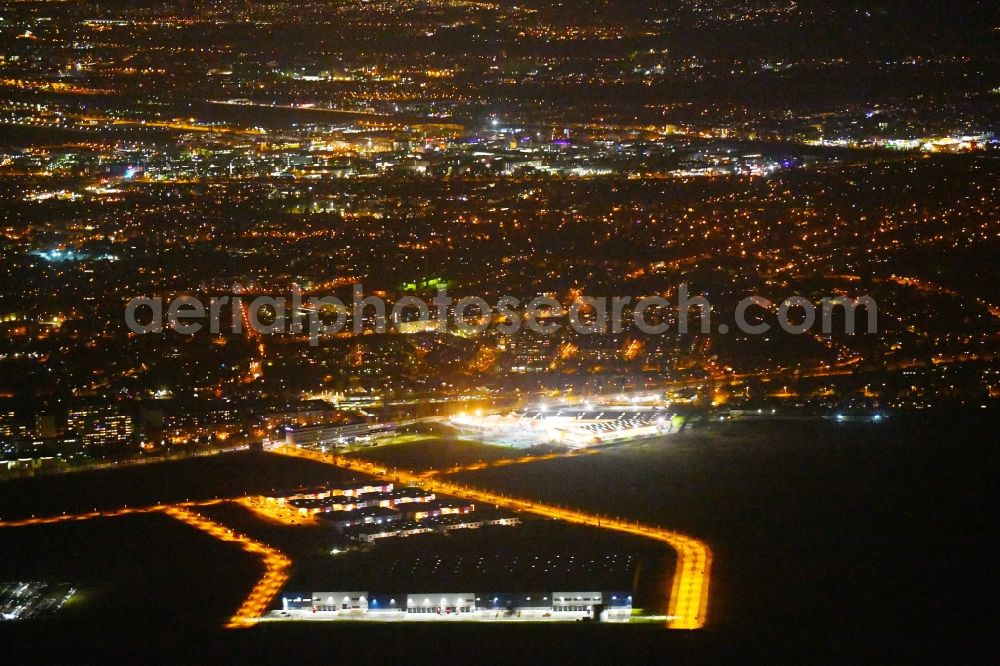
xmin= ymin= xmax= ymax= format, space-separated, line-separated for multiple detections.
xmin=0 ymin=450 xmax=361 ymax=520
xmin=344 ymin=434 xmax=560 ymax=472
xmin=0 ymin=512 xmax=260 ymax=645
xmin=445 ymin=412 xmax=998 ymax=655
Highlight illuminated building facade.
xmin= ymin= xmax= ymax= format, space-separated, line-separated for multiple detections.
xmin=67 ymin=407 xmax=134 ymax=447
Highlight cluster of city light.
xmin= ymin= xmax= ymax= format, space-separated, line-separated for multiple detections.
xmin=275 ymin=446 xmax=712 ymax=629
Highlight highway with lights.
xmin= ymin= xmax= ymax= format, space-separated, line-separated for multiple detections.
xmin=163 ymin=506 xmax=291 ymax=628
xmin=273 ymin=445 xmax=712 ymax=630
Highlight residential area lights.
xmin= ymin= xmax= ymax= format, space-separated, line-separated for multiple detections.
xmin=275 ymin=446 xmax=713 ymax=630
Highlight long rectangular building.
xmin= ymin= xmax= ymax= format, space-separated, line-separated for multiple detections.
xmin=283 ymin=422 xmax=395 ymax=449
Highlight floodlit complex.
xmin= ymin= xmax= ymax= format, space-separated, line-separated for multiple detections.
xmin=449 ymin=406 xmax=677 ymax=448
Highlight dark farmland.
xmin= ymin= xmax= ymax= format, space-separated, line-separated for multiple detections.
xmin=0 ymin=450 xmax=361 ymax=521
xmin=445 ymin=412 xmax=998 ymax=653
xmin=0 ymin=512 xmax=260 ymax=642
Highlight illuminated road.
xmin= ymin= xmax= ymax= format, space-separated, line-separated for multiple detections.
xmin=0 ymin=500 xmax=222 ymax=527
xmin=163 ymin=506 xmax=291 ymax=628
xmin=208 ymin=99 xmax=388 ymax=119
xmin=78 ymin=113 xmax=265 ymax=136
xmin=275 ymin=446 xmax=712 ymax=630
xmin=0 ymin=447 xmax=710 ymax=629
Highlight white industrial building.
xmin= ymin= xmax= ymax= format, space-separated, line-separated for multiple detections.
xmin=552 ymin=592 xmax=603 ymax=614
xmin=310 ymin=592 xmax=368 ymax=612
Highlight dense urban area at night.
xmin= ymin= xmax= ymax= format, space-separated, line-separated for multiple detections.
xmin=0 ymin=0 xmax=996 ymax=661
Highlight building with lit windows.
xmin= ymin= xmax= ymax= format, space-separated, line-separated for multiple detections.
xmin=66 ymin=407 xmax=133 ymax=447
